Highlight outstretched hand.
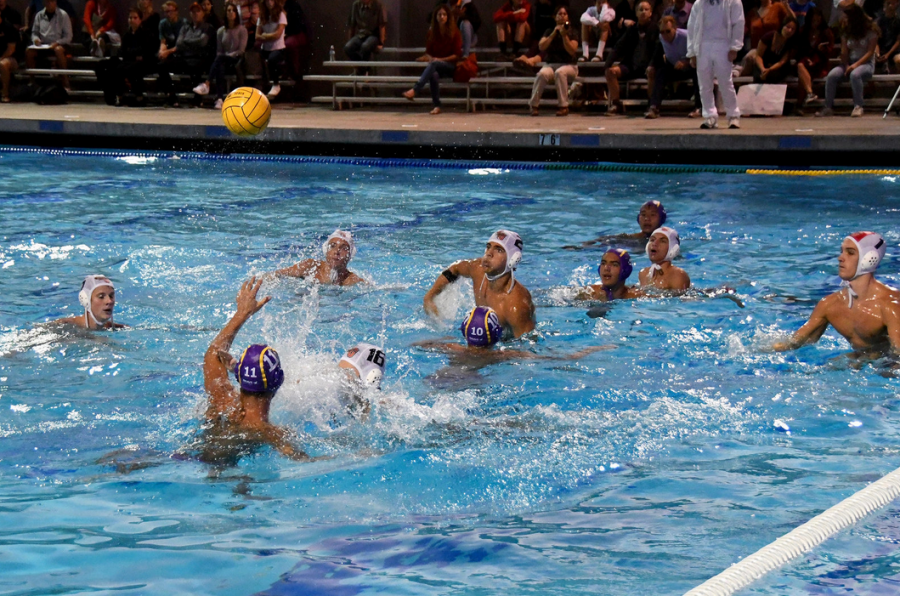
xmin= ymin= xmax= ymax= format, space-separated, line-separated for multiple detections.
xmin=236 ymin=276 xmax=272 ymax=318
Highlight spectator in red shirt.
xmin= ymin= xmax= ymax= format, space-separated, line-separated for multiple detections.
xmin=83 ymin=0 xmax=119 ymax=57
xmin=493 ymin=0 xmax=530 ymax=57
xmin=403 ymin=3 xmax=461 ymax=114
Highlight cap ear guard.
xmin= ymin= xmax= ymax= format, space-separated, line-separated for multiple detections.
xmin=860 ymin=250 xmax=881 ymax=272
xmin=78 ymin=285 xmax=91 ymax=310
xmin=364 ymin=368 xmax=383 ymax=387
xmin=507 ymin=251 xmax=522 ymax=270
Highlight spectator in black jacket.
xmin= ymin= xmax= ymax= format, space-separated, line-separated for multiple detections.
xmin=96 ymin=7 xmax=157 ymax=105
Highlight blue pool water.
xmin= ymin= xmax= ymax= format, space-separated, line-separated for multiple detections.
xmin=0 ymin=150 xmax=898 ymax=595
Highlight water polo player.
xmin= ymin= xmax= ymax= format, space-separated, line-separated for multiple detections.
xmin=271 ymin=229 xmax=365 ymax=286
xmin=580 ymin=248 xmax=643 ymax=301
xmin=565 ymin=200 xmax=668 ymax=250
xmin=774 ymin=232 xmax=900 ymax=356
xmin=638 ymin=226 xmax=691 ymax=291
xmin=49 ymin=275 xmax=126 ymax=330
xmin=337 ymin=341 xmax=387 ymax=418
xmin=201 ymin=277 xmax=310 ymax=462
xmin=424 ymin=229 xmax=536 ymax=339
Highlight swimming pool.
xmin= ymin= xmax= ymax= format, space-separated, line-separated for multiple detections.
xmin=0 ymin=149 xmax=898 ymax=595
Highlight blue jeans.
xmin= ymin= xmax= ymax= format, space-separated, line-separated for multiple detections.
xmin=261 ymin=49 xmax=284 ymax=87
xmin=460 ymin=20 xmax=477 ymax=58
xmin=344 ymin=35 xmax=380 ymax=61
xmin=413 ymin=60 xmax=456 ymax=107
xmin=825 ymin=63 xmax=874 ymax=109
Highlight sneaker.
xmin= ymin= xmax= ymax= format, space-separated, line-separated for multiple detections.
xmin=267 ymin=84 xmax=281 ymax=98
xmin=214 ymin=98 xmax=223 ymax=109
xmin=804 ymin=92 xmax=818 ymax=105
xmin=644 ymin=107 xmax=659 ymax=119
xmin=700 ymin=117 xmax=718 ymax=129
xmin=193 ymin=82 xmax=209 ymax=96
xmin=815 ymin=107 xmax=833 ymax=117
xmin=851 ymin=106 xmax=864 ymax=117
xmin=728 ymin=117 xmax=740 ymax=129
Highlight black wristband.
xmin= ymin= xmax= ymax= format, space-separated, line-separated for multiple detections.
xmin=442 ymin=269 xmax=459 ymax=283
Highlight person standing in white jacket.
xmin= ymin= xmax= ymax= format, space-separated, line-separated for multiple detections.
xmin=686 ymin=0 xmax=744 ymax=129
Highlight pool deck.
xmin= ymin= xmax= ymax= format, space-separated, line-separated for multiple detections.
xmin=3 ymin=103 xmax=900 ymax=165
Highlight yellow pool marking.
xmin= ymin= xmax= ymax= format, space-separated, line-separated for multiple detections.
xmin=748 ymin=169 xmax=900 ymax=176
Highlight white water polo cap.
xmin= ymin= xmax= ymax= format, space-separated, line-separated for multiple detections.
xmin=647 ymin=227 xmax=681 ymax=262
xmin=322 ymin=230 xmax=357 ymax=260
xmin=846 ymin=231 xmax=886 ymax=278
xmin=78 ymin=275 xmax=115 ymax=310
xmin=486 ymin=230 xmax=523 ymax=278
xmin=340 ymin=342 xmax=386 ymax=388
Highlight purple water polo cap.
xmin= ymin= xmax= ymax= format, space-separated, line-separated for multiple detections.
xmin=600 ymin=248 xmax=633 ymax=283
xmin=234 ymin=344 xmax=284 ymax=393
xmin=637 ymin=200 xmax=667 ymax=226
xmin=460 ymin=306 xmax=503 ymax=347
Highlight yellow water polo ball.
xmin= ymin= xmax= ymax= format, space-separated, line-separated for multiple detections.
xmin=221 ymin=87 xmax=271 ymax=137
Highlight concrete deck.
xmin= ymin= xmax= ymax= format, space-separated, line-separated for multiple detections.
xmin=2 ymin=103 xmax=899 ymax=165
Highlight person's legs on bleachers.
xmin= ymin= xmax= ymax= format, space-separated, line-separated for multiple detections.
xmin=344 ymin=36 xmax=363 ymax=61
xmin=529 ymin=65 xmax=554 ymax=113
xmin=554 ymin=64 xmax=576 ymax=115
xmin=359 ymin=35 xmax=379 ymax=61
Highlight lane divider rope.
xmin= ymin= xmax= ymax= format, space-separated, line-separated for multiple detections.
xmin=1 ymin=146 xmax=895 ymax=175
xmin=684 ymin=466 xmax=900 ymax=596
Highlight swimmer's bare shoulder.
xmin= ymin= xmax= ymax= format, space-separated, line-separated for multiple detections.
xmin=504 ymin=282 xmax=536 ymax=336
xmin=45 ymin=316 xmax=126 ymax=330
xmin=273 ymin=259 xmax=318 ymax=279
xmin=341 ymin=271 xmax=366 ymax=286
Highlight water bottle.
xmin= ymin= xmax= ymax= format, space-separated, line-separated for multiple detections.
xmin=329 ymin=45 xmax=335 ymax=62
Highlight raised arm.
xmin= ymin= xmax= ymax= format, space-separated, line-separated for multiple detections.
xmin=203 ymin=277 xmax=271 ymax=420
xmin=772 ymin=297 xmax=830 ymax=351
xmin=423 ymin=259 xmax=479 ymax=317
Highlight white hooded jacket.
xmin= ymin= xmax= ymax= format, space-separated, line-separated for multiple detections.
xmin=686 ymin=0 xmax=744 ymax=58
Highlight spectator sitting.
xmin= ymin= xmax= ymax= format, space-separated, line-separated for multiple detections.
xmin=530 ymin=4 xmax=579 ymax=116
xmin=0 ymin=6 xmax=16 ymax=102
xmin=493 ymin=0 xmax=531 ymax=57
xmin=83 ymin=0 xmax=119 ymax=57
xmin=455 ymin=0 xmax=481 ymax=57
xmin=748 ymin=0 xmax=793 ymax=47
xmin=645 ymin=15 xmax=701 ymax=118
xmin=158 ymin=2 xmax=210 ymax=105
xmin=752 ymin=15 xmax=799 ymax=85
xmin=138 ymin=0 xmax=160 ymax=36
xmin=795 ymin=6 xmax=834 ymax=107
xmin=157 ymin=1 xmax=186 ymax=105
xmin=257 ymin=0 xmax=286 ymax=98
xmin=201 ymin=0 xmax=220 ymax=31
xmin=580 ymin=0 xmax=615 ymax=62
xmin=344 ymin=0 xmax=385 ymax=62
xmin=605 ymin=0 xmax=656 ymax=114
xmin=789 ymin=0 xmax=814 ymax=27
xmin=402 ymin=3 xmax=461 ymax=115
xmin=664 ymin=0 xmax=692 ymax=28
xmin=193 ymin=1 xmax=246 ymax=108
xmin=817 ymin=3 xmax=878 ymax=117
xmin=245 ymin=1 xmax=258 ymax=46
xmin=26 ymin=0 xmax=73 ymax=90
xmin=876 ymin=0 xmax=900 ymax=71
xmin=25 ymin=0 xmax=76 ymax=37
xmin=96 ymin=7 xmax=156 ymax=106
